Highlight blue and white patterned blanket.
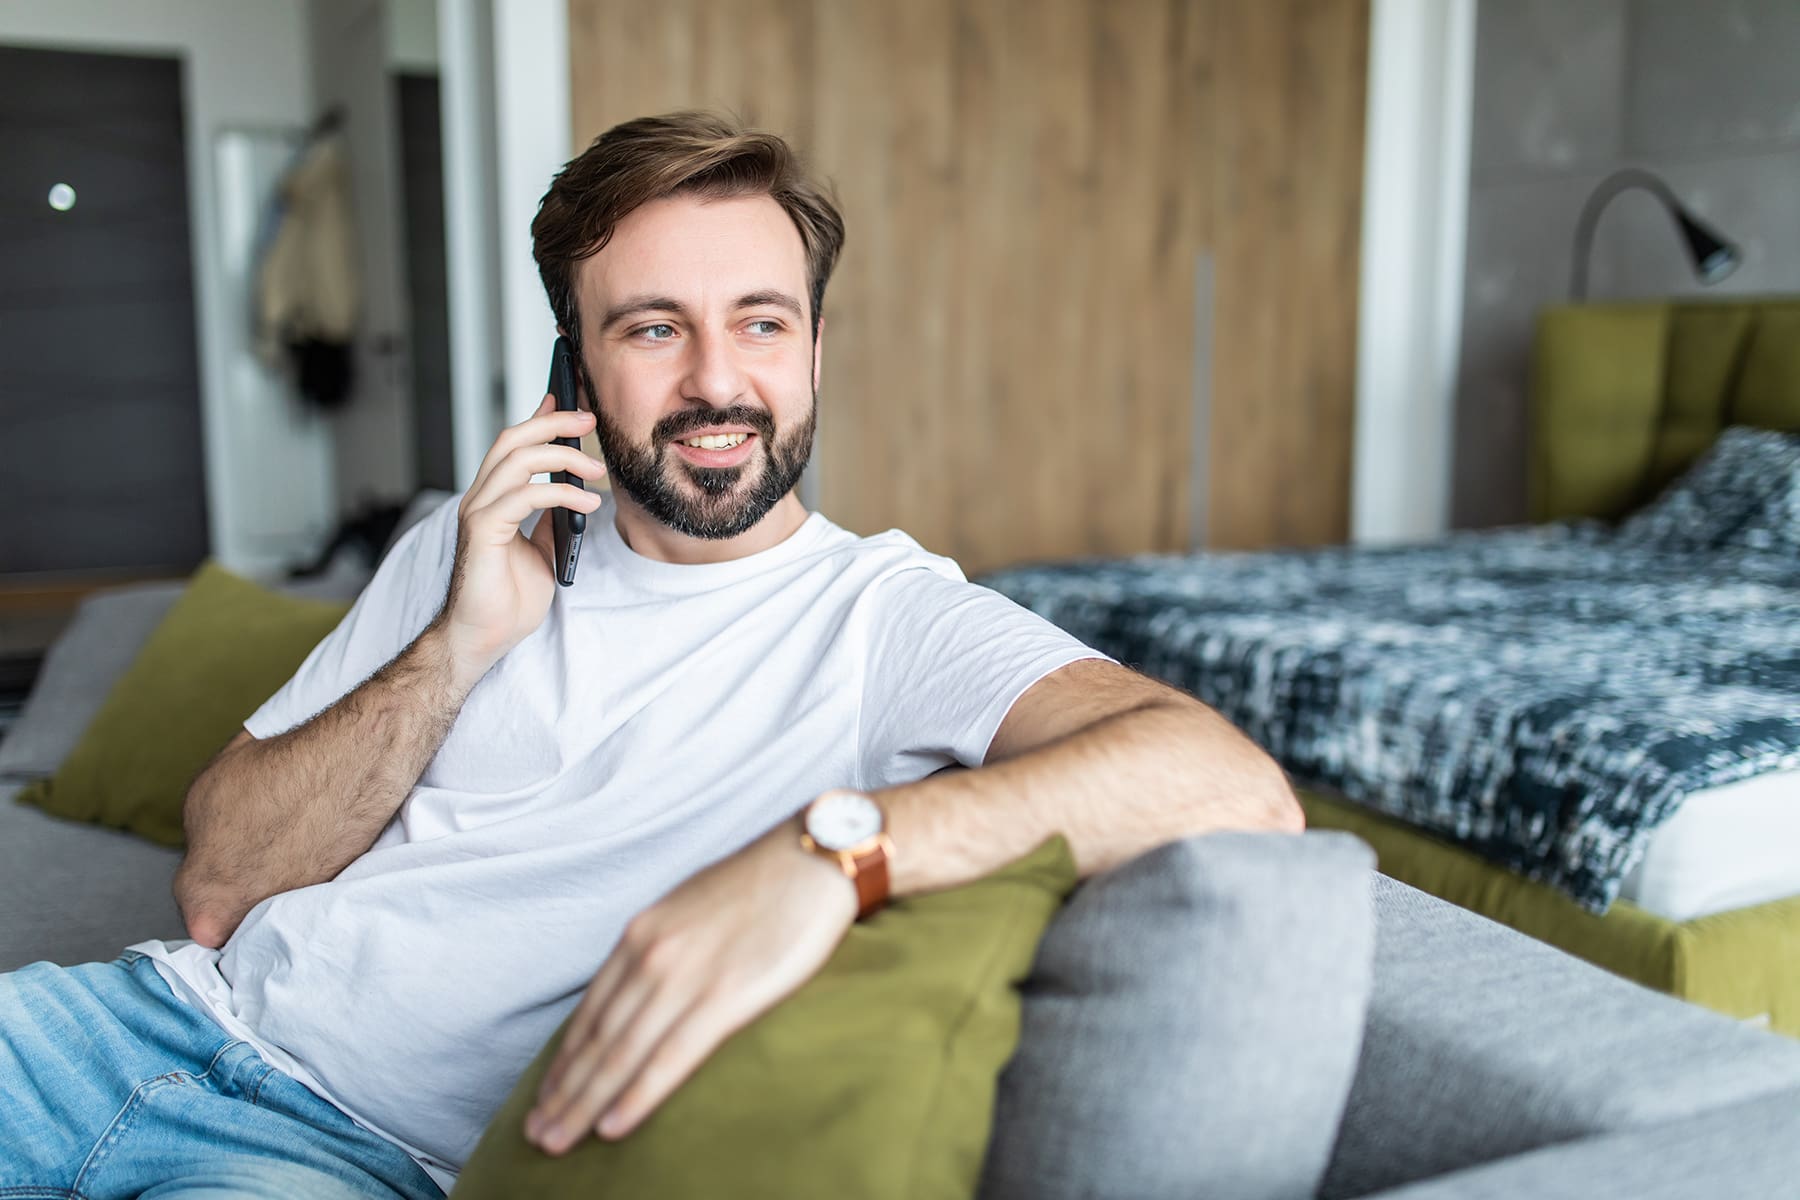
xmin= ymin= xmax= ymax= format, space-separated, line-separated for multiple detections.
xmin=978 ymin=523 xmax=1800 ymax=911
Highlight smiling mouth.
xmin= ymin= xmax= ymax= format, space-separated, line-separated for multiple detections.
xmin=669 ymin=433 xmax=758 ymax=467
xmin=674 ymin=431 xmax=752 ymax=450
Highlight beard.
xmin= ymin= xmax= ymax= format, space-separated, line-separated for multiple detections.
xmin=590 ymin=390 xmax=817 ymax=540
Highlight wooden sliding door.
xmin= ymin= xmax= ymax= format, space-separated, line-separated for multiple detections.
xmin=568 ymin=0 xmax=1367 ymax=571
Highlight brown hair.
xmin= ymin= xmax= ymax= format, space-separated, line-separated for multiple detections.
xmin=532 ymin=110 xmax=845 ymax=350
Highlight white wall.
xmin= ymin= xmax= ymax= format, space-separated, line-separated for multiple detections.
xmin=438 ymin=0 xmax=503 ymax=488
xmin=0 ymin=1 xmax=335 ymax=578
xmin=311 ymin=0 xmax=420 ymax=514
xmin=1351 ymin=0 xmax=1476 ymax=544
xmin=439 ymin=0 xmax=569 ymax=488
xmin=387 ymin=0 xmax=440 ymax=72
xmin=494 ymin=0 xmax=570 ymax=429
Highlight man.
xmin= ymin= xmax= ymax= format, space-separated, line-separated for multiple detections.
xmin=0 ymin=112 xmax=1299 ymax=1197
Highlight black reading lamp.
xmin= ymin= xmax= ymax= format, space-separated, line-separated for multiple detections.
xmin=1569 ymin=167 xmax=1742 ymax=301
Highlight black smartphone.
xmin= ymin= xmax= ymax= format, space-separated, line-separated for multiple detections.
xmin=547 ymin=335 xmax=586 ymax=587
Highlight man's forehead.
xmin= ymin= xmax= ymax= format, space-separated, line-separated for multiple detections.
xmin=578 ymin=193 xmax=808 ymax=318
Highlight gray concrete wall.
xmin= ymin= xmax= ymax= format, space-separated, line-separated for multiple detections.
xmin=1452 ymin=0 xmax=1800 ymax=528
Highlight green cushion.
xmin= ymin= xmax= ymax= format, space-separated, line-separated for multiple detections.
xmin=16 ymin=560 xmax=350 ymax=847
xmin=455 ymin=835 xmax=1079 ymax=1199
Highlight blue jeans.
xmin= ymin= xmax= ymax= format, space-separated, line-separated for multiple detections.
xmin=0 ymin=950 xmax=446 ymax=1199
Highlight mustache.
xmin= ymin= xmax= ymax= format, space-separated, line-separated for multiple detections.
xmin=655 ymin=408 xmax=776 ymax=443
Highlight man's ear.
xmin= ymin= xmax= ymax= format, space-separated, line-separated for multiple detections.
xmin=812 ymin=315 xmax=825 ymax=394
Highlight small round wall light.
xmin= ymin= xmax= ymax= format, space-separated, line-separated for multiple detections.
xmin=48 ymin=183 xmax=77 ymax=212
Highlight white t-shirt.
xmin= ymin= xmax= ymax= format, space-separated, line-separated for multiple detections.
xmin=129 ymin=494 xmax=1108 ymax=1190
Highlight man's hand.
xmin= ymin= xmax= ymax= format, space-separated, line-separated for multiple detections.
xmin=437 ymin=391 xmax=607 ymax=684
xmin=524 ymin=812 xmax=858 ymax=1154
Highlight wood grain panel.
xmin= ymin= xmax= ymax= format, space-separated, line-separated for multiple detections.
xmin=1210 ymin=0 xmax=1367 ymax=549
xmin=566 ymin=0 xmax=1366 ymax=572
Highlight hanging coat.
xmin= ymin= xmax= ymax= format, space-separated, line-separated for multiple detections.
xmin=256 ymin=130 xmax=359 ymax=410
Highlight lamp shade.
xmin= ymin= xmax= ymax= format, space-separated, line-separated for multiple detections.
xmin=1674 ymin=209 xmax=1742 ymax=284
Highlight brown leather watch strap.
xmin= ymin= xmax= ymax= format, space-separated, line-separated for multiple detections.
xmin=847 ymin=836 xmax=893 ymax=921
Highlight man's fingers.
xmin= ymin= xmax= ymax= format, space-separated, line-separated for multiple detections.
xmin=466 ymin=392 xmax=591 ymax=501
xmin=468 ymin=396 xmax=551 ymax=497
xmin=539 ymin=951 xmax=634 ymax=1102
xmin=601 ymin=994 xmax=733 ymax=1140
xmin=539 ymin=949 xmax=635 ymax=1098
xmin=535 ymin=985 xmax=706 ymax=1155
xmin=538 ymin=966 xmax=654 ymax=1113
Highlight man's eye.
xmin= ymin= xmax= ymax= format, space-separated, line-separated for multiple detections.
xmin=636 ymin=323 xmax=676 ymax=341
xmin=747 ymin=320 xmax=781 ymax=336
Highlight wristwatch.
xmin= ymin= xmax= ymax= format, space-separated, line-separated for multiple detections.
xmin=800 ymin=790 xmax=893 ymax=921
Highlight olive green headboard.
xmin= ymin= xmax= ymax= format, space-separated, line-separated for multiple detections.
xmin=1529 ymin=297 xmax=1800 ymax=523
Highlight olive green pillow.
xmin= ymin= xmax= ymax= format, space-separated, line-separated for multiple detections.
xmin=16 ymin=560 xmax=350 ymax=846
xmin=456 ymin=835 xmax=1079 ymax=1199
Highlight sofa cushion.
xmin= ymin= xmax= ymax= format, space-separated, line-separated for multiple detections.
xmin=454 ymin=835 xmax=1078 ymax=1200
xmin=0 ymin=582 xmax=187 ymax=781
xmin=1319 ymin=874 xmax=1800 ymax=1199
xmin=0 ymin=493 xmax=449 ymax=783
xmin=15 ymin=562 xmax=350 ymax=847
xmin=978 ymin=830 xmax=1377 ymax=1200
xmin=1365 ymin=1084 xmax=1800 ymax=1200
xmin=0 ymin=783 xmax=184 ymax=970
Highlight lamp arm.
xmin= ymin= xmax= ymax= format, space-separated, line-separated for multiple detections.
xmin=1569 ymin=168 xmax=1685 ymax=301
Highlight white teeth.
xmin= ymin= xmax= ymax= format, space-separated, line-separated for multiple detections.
xmin=679 ymin=433 xmax=749 ymax=450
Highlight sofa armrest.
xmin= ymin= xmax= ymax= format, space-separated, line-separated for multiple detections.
xmin=1320 ymin=875 xmax=1800 ymax=1199
xmin=1356 ymin=1084 xmax=1800 ymax=1199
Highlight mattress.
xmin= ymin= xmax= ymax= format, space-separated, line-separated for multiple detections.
xmin=1621 ymin=769 xmax=1800 ymax=921
xmin=1293 ymin=770 xmax=1800 ymax=924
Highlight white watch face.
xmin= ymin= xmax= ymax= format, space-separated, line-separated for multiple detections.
xmin=808 ymin=791 xmax=883 ymax=852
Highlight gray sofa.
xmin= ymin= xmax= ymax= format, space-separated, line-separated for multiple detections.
xmin=4 ymin=786 xmax=1797 ymax=1198
xmin=4 ymin=507 xmax=1798 ymax=1196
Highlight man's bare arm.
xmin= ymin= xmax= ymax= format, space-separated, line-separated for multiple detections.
xmin=173 ymin=621 xmax=485 ymax=948
xmin=878 ymin=657 xmax=1304 ymax=897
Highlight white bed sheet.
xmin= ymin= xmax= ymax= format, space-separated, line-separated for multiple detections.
xmin=1619 ymin=770 xmax=1800 ymax=922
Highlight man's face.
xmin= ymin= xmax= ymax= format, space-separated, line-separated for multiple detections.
xmin=572 ymin=193 xmax=822 ymax=541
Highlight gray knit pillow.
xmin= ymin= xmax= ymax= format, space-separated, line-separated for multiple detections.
xmin=978 ymin=830 xmax=1376 ymax=1200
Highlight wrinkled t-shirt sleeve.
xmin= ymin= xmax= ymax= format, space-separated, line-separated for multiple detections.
xmin=242 ymin=494 xmax=460 ymax=739
xmin=856 ymin=566 xmax=1115 ymax=789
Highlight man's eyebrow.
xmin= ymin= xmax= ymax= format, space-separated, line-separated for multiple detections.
xmin=735 ymin=290 xmax=804 ymax=320
xmin=599 ymin=290 xmax=804 ymax=332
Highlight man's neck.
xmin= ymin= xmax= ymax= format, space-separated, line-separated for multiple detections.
xmin=609 ymin=492 xmax=811 ymax=564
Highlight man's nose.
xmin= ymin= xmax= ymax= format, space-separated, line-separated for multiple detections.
xmin=677 ymin=326 xmax=749 ymax=407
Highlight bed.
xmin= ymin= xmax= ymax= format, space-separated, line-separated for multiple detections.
xmin=979 ymin=297 xmax=1800 ymax=1033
